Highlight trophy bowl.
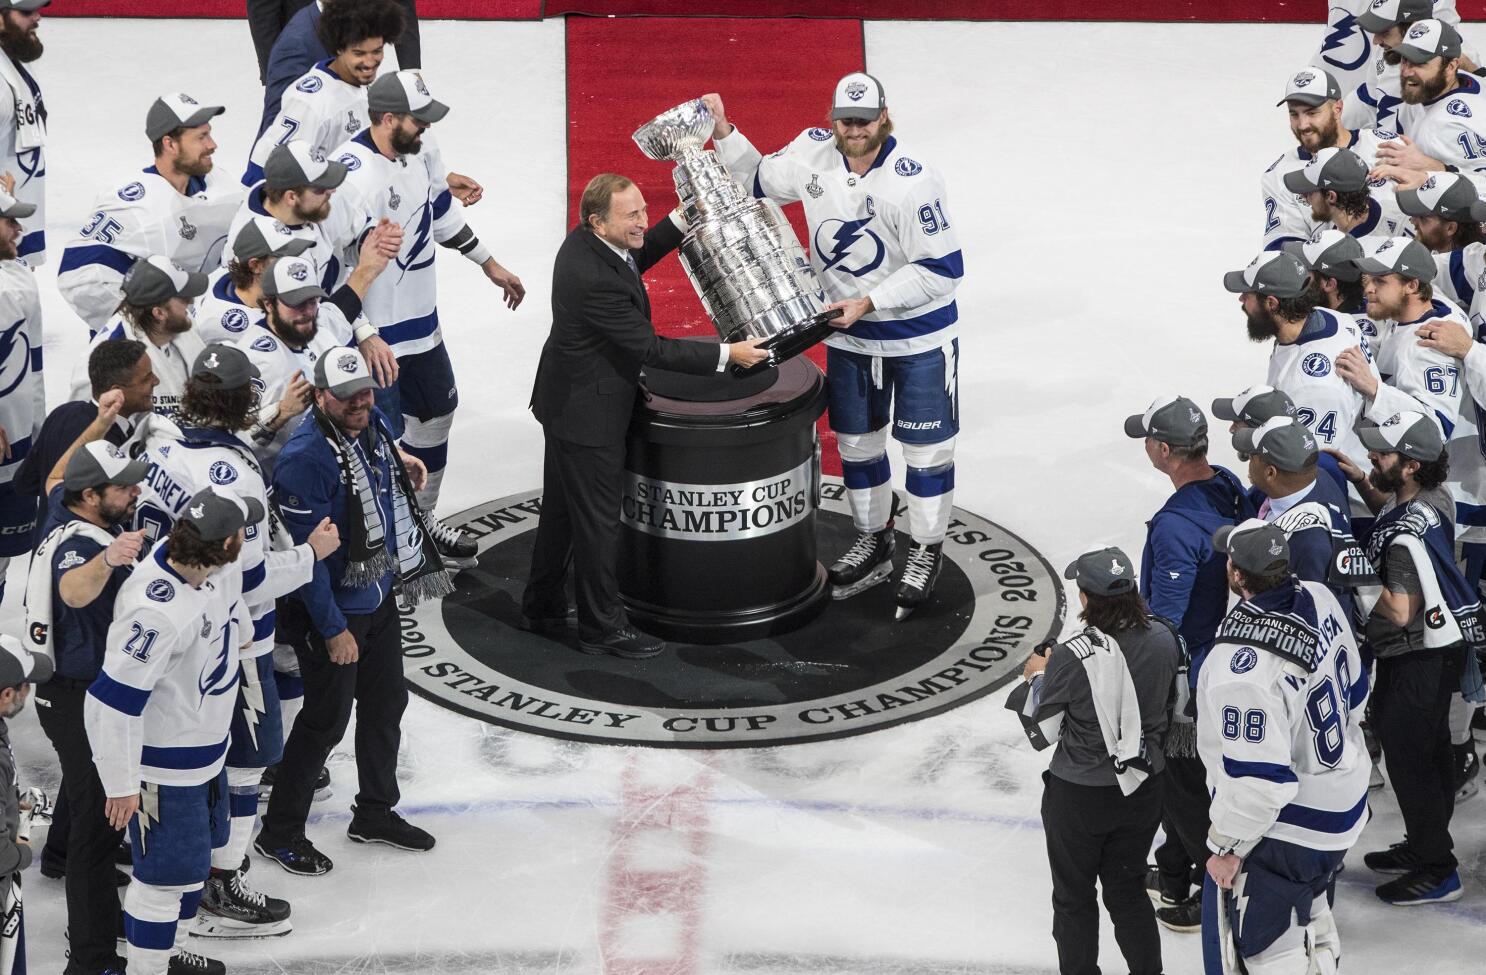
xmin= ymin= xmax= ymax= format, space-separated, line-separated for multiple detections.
xmin=632 ymin=98 xmax=716 ymax=162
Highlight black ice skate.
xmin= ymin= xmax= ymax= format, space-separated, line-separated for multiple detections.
xmin=427 ymin=514 xmax=478 ymax=567
xmin=194 ymin=870 xmax=292 ymax=938
xmin=828 ymin=524 xmax=895 ymax=599
xmin=894 ymin=541 xmax=943 ymax=621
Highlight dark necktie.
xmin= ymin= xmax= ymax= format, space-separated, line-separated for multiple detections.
xmin=625 ymin=251 xmax=640 ymax=279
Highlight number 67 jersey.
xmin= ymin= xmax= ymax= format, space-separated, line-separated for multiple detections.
xmin=1197 ymin=579 xmax=1371 ymax=854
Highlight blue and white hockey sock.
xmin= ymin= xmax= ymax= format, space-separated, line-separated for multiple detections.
xmin=401 ymin=413 xmax=453 ymax=513
xmin=124 ymin=881 xmax=198 ymax=975
xmin=904 ymin=463 xmax=955 ymax=546
xmin=838 ymin=429 xmax=893 ymax=534
xmin=212 ymin=767 xmax=264 ymax=873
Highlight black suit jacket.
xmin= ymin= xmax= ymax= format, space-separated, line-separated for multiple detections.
xmin=530 ymin=220 xmax=720 ymax=446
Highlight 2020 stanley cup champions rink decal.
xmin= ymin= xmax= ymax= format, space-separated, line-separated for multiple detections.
xmin=401 ymin=479 xmax=1065 ymax=747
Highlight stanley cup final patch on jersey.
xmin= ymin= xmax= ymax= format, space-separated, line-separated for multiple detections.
xmin=398 ymin=478 xmax=1063 ymax=748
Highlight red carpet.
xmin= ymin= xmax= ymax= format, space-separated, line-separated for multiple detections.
xmin=565 ymin=15 xmax=863 ymax=473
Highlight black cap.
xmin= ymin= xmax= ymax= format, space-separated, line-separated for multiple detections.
xmin=1213 ymin=519 xmax=1291 ymax=575
xmin=1125 ymin=395 xmax=1208 ymax=447
xmin=178 ymin=486 xmax=265 ymax=542
xmin=121 ymin=256 xmax=208 ymax=306
xmin=191 ymin=344 xmax=260 ymax=390
xmin=62 ymin=441 xmax=150 ymax=492
xmin=1212 ymin=386 xmax=1298 ymax=426
xmin=1063 ymin=547 xmax=1137 ymax=596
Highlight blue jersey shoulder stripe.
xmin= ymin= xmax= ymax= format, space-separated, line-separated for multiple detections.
xmin=915 ymin=250 xmax=963 ymax=279
xmin=242 ymin=160 xmax=266 ymax=188
xmin=243 ymin=561 xmax=267 ymax=593
xmin=16 ymin=230 xmax=45 ymax=258
xmin=252 ymin=609 xmax=276 ymax=642
xmin=87 ymin=671 xmax=151 ymax=717
xmin=1221 ymin=756 xmax=1299 ymax=784
xmin=432 ymin=189 xmax=453 ymax=220
xmin=57 ymin=243 xmax=136 ymax=277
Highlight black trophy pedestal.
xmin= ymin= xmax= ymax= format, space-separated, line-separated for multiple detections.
xmin=619 ymin=342 xmax=829 ymax=644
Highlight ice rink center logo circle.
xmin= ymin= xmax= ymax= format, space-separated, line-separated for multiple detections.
xmin=400 ymin=478 xmax=1065 ymax=747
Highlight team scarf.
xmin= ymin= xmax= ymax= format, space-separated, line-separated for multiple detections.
xmin=309 ymin=405 xmax=453 ymax=606
xmin=0 ymin=54 xmax=43 ymax=152
xmin=1216 ymin=579 xmax=1323 ymax=674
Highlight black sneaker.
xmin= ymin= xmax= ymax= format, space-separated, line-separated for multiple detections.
xmin=520 ymin=609 xmax=577 ymax=634
xmin=1376 ymin=866 xmax=1464 ymax=905
xmin=1155 ymin=891 xmax=1202 ymax=933
xmin=253 ymin=835 xmax=333 ymax=876
xmin=347 ymin=807 xmax=436 ymax=852
xmin=427 ymin=515 xmax=478 ymax=566
xmin=194 ymin=869 xmax=292 ymax=938
xmin=1145 ymin=866 xmax=1183 ymax=908
xmin=168 ymin=949 xmax=225 ymax=975
xmin=578 ymin=626 xmax=665 ymax=660
xmin=114 ymin=841 xmax=133 ymax=866
xmin=1472 ymin=706 xmax=1486 ymax=742
xmin=894 ymin=540 xmax=944 ymax=621
xmin=1364 ymin=840 xmax=1425 ymax=875
xmin=1454 ymin=743 xmax=1479 ymax=802
xmin=828 ymin=524 xmax=895 ymax=599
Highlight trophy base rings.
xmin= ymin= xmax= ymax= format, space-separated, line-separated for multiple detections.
xmin=729 ymin=307 xmax=842 ymax=378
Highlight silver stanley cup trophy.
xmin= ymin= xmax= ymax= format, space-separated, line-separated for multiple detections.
xmin=632 ymin=99 xmax=840 ymax=376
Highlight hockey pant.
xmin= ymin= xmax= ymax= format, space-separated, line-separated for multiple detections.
xmin=1201 ymin=839 xmax=1344 ymax=975
xmin=216 ymin=656 xmax=283 ymax=872
xmin=373 ymin=341 xmax=459 ymax=513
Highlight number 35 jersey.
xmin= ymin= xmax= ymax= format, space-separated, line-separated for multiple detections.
xmin=713 ymin=127 xmax=962 ymax=357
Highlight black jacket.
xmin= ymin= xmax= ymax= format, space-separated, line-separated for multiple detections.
xmin=530 ymin=220 xmax=719 ymax=447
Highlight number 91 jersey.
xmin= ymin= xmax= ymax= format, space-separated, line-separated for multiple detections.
xmin=1197 ymin=580 xmax=1371 ymax=853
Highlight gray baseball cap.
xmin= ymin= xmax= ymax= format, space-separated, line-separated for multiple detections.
xmin=1283 ymin=146 xmax=1370 ymax=194
xmin=260 ymin=255 xmax=328 ymax=306
xmin=1352 ymin=236 xmax=1436 ymax=281
xmin=831 ymin=72 xmax=887 ymax=121
xmin=1283 ymin=228 xmax=1365 ymax=282
xmin=1125 ymin=395 xmax=1208 ymax=446
xmin=233 ymin=215 xmax=315 ymax=261
xmin=314 ymin=346 xmax=376 ymax=398
xmin=1223 ymin=250 xmax=1311 ymax=297
xmin=121 ymin=255 xmax=208 ymax=306
xmin=62 ymin=441 xmax=149 ymax=492
xmin=1063 ymin=546 xmax=1137 ymax=597
xmin=145 ymin=92 xmax=225 ymax=141
xmin=1358 ymin=410 xmax=1446 ymax=460
xmin=1212 ymin=385 xmax=1298 ymax=425
xmin=0 ymin=185 xmax=34 ymax=220
xmin=178 ymin=486 xmax=265 ymax=542
xmin=1233 ymin=417 xmax=1319 ymax=473
xmin=1278 ymin=67 xmax=1341 ymax=107
xmin=367 ymin=71 xmax=449 ymax=124
xmin=1395 ymin=171 xmax=1486 ymax=222
xmin=0 ymin=634 xmax=52 ymax=689
xmin=262 ymin=142 xmax=347 ymax=192
xmin=1357 ymin=0 xmax=1432 ymax=34
xmin=1214 ymin=518 xmax=1292 ymax=576
xmin=0 ymin=1 xmax=52 ymax=12
xmin=191 ymin=344 xmax=259 ymax=390
xmin=1394 ymin=19 xmax=1462 ymax=64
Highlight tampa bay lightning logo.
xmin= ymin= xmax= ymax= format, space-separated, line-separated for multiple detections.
xmin=894 ymin=157 xmax=923 ymax=176
xmin=394 ymin=200 xmax=436 ymax=281
xmin=296 ymin=76 xmax=324 ymax=94
xmin=1448 ymin=99 xmax=1473 ymax=119
xmin=221 ymin=308 xmax=249 ymax=333
xmin=808 ymin=127 xmax=831 ymax=141
xmin=251 ymin=335 xmax=277 ymax=352
xmin=814 ymin=217 xmax=885 ymax=278
xmin=1319 ymin=7 xmax=1370 ymax=73
xmin=208 ymin=460 xmax=237 ymax=485
xmin=1302 ymin=352 xmax=1332 ymax=377
xmin=118 ymin=181 xmax=146 ymax=202
xmin=146 ymin=579 xmax=175 ymax=603
xmin=287 ymin=262 xmax=309 ymax=282
xmin=198 ymin=622 xmax=236 ymax=702
xmin=846 ymin=81 xmax=868 ymax=101
xmin=0 ymin=317 xmax=35 ymax=398
xmin=1231 ymin=647 xmax=1259 ymax=674
xmin=1408 ymin=22 xmax=1429 ymax=41
xmin=338 ymin=153 xmax=361 ymax=172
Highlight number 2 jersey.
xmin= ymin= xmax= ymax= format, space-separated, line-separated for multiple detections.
xmin=1259 ymin=129 xmax=1397 ymax=251
xmin=1197 ymin=579 xmax=1370 ymax=853
xmin=713 ymin=127 xmax=963 ymax=357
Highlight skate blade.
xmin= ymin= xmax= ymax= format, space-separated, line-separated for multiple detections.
xmin=894 ymin=603 xmax=917 ymax=622
xmin=191 ymin=917 xmax=293 ymax=939
xmin=830 ymin=562 xmax=894 ymax=600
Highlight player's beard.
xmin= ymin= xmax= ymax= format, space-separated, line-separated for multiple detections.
xmin=267 ymin=300 xmax=319 ymax=348
xmin=1294 ymin=114 xmax=1340 ymax=154
xmin=0 ymin=16 xmax=43 ymax=63
xmin=1245 ymin=306 xmax=1281 ymax=342
xmin=1366 ymin=292 xmax=1404 ymax=322
xmin=1412 ymin=220 xmax=1452 ymax=252
xmin=1401 ymin=64 xmax=1451 ymax=105
xmin=0 ymin=232 xmax=16 ymax=262
xmin=392 ymin=125 xmax=424 ymax=156
xmin=1368 ymin=459 xmax=1406 ymax=494
xmin=1308 ymin=196 xmax=1332 ymax=223
xmin=835 ymin=127 xmax=887 ymax=160
xmin=100 ymin=495 xmax=138 ymax=528
xmin=293 ymin=196 xmax=333 ymax=223
xmin=161 ymin=304 xmax=194 ymax=337
xmin=177 ymin=151 xmax=214 ymax=177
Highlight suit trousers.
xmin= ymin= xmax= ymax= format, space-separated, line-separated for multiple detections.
xmin=523 ymin=430 xmax=628 ymax=640
xmin=1373 ymin=644 xmax=1462 ymax=868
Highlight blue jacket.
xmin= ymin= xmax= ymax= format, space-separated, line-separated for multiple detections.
xmin=272 ymin=409 xmax=395 ymax=638
xmin=1140 ymin=465 xmax=1256 ymax=683
xmin=259 ymin=2 xmax=325 ymax=138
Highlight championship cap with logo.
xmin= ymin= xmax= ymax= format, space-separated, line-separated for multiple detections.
xmin=1124 ymin=395 xmax=1208 ymax=447
xmin=1352 ymin=236 xmax=1436 ymax=281
xmin=122 ymin=255 xmax=208 ymax=306
xmin=1394 ymin=171 xmax=1486 ymax=222
xmin=314 ymin=346 xmax=376 ymax=398
xmin=62 ymin=441 xmax=150 ymax=492
xmin=260 ymin=255 xmax=328 ymax=306
xmin=1282 ymin=146 xmax=1370 ymax=195
xmin=1277 ymin=67 xmax=1341 ymax=107
xmin=0 ymin=1 xmax=53 ymax=12
xmin=1358 ymin=410 xmax=1446 ymax=460
xmin=1212 ymin=385 xmax=1299 ymax=426
xmin=0 ymin=634 xmax=53 ymax=689
xmin=1393 ymin=19 xmax=1463 ymax=64
xmin=367 ymin=70 xmax=449 ymax=125
xmin=1282 ymin=228 xmax=1365 ymax=282
xmin=1232 ymin=417 xmax=1319 ymax=473
xmin=0 ymin=185 xmax=34 ymax=221
xmin=1357 ymin=0 xmax=1433 ymax=33
xmin=179 ymin=486 xmax=265 ymax=541
xmin=831 ymin=72 xmax=887 ymax=121
xmin=191 ymin=344 xmax=260 ymax=389
xmin=1222 ymin=250 xmax=1311 ymax=297
xmin=262 ymin=142 xmax=348 ymax=192
xmin=1063 ymin=546 xmax=1137 ymax=597
xmin=1213 ymin=519 xmax=1291 ymax=575
xmin=232 ymin=215 xmax=315 ymax=261
xmin=145 ymin=92 xmax=226 ymax=141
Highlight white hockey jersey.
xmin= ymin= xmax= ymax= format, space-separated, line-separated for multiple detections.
xmin=0 ymin=54 xmax=46 ymax=264
xmin=84 ymin=540 xmax=248 ymax=795
xmin=134 ymin=418 xmax=313 ymax=659
xmin=1326 ymin=1 xmax=1474 ymax=131
xmin=244 ymin=60 xmax=369 ymax=187
xmin=194 ymin=270 xmax=266 ymax=346
xmin=1394 ymin=72 xmax=1486 ymax=175
xmin=1261 ymin=128 xmax=1390 ymax=250
xmin=56 ymin=167 xmax=242 ymax=333
xmin=240 ymin=312 xmax=356 ymax=469
xmin=0 ymin=258 xmax=44 ymax=488
xmin=1431 ymin=242 xmax=1486 ymax=334
xmin=1198 ymin=581 xmax=1370 ymax=853
xmin=222 ymin=182 xmax=350 ymax=295
xmin=326 ymin=129 xmax=464 ymax=356
xmin=714 ymin=127 xmax=962 ymax=357
xmin=69 ymin=318 xmax=206 ymax=421
xmin=1267 ymin=307 xmax=1377 ymax=467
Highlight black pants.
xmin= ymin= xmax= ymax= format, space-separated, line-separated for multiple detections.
xmin=1152 ymin=753 xmax=1210 ymax=899
xmin=39 ymin=777 xmax=68 ymax=873
xmin=523 ymin=431 xmax=628 ymax=641
xmin=1042 ymin=772 xmax=1165 ymax=975
xmin=36 ymin=681 xmax=125 ymax=975
xmin=1374 ymin=645 xmax=1462 ymax=868
xmin=259 ymin=597 xmax=407 ymax=843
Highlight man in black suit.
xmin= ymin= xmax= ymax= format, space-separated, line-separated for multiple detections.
xmin=523 ymin=173 xmax=767 ymax=658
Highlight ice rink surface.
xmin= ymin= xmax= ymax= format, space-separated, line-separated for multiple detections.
xmin=3 ymin=14 xmax=1484 ymax=974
